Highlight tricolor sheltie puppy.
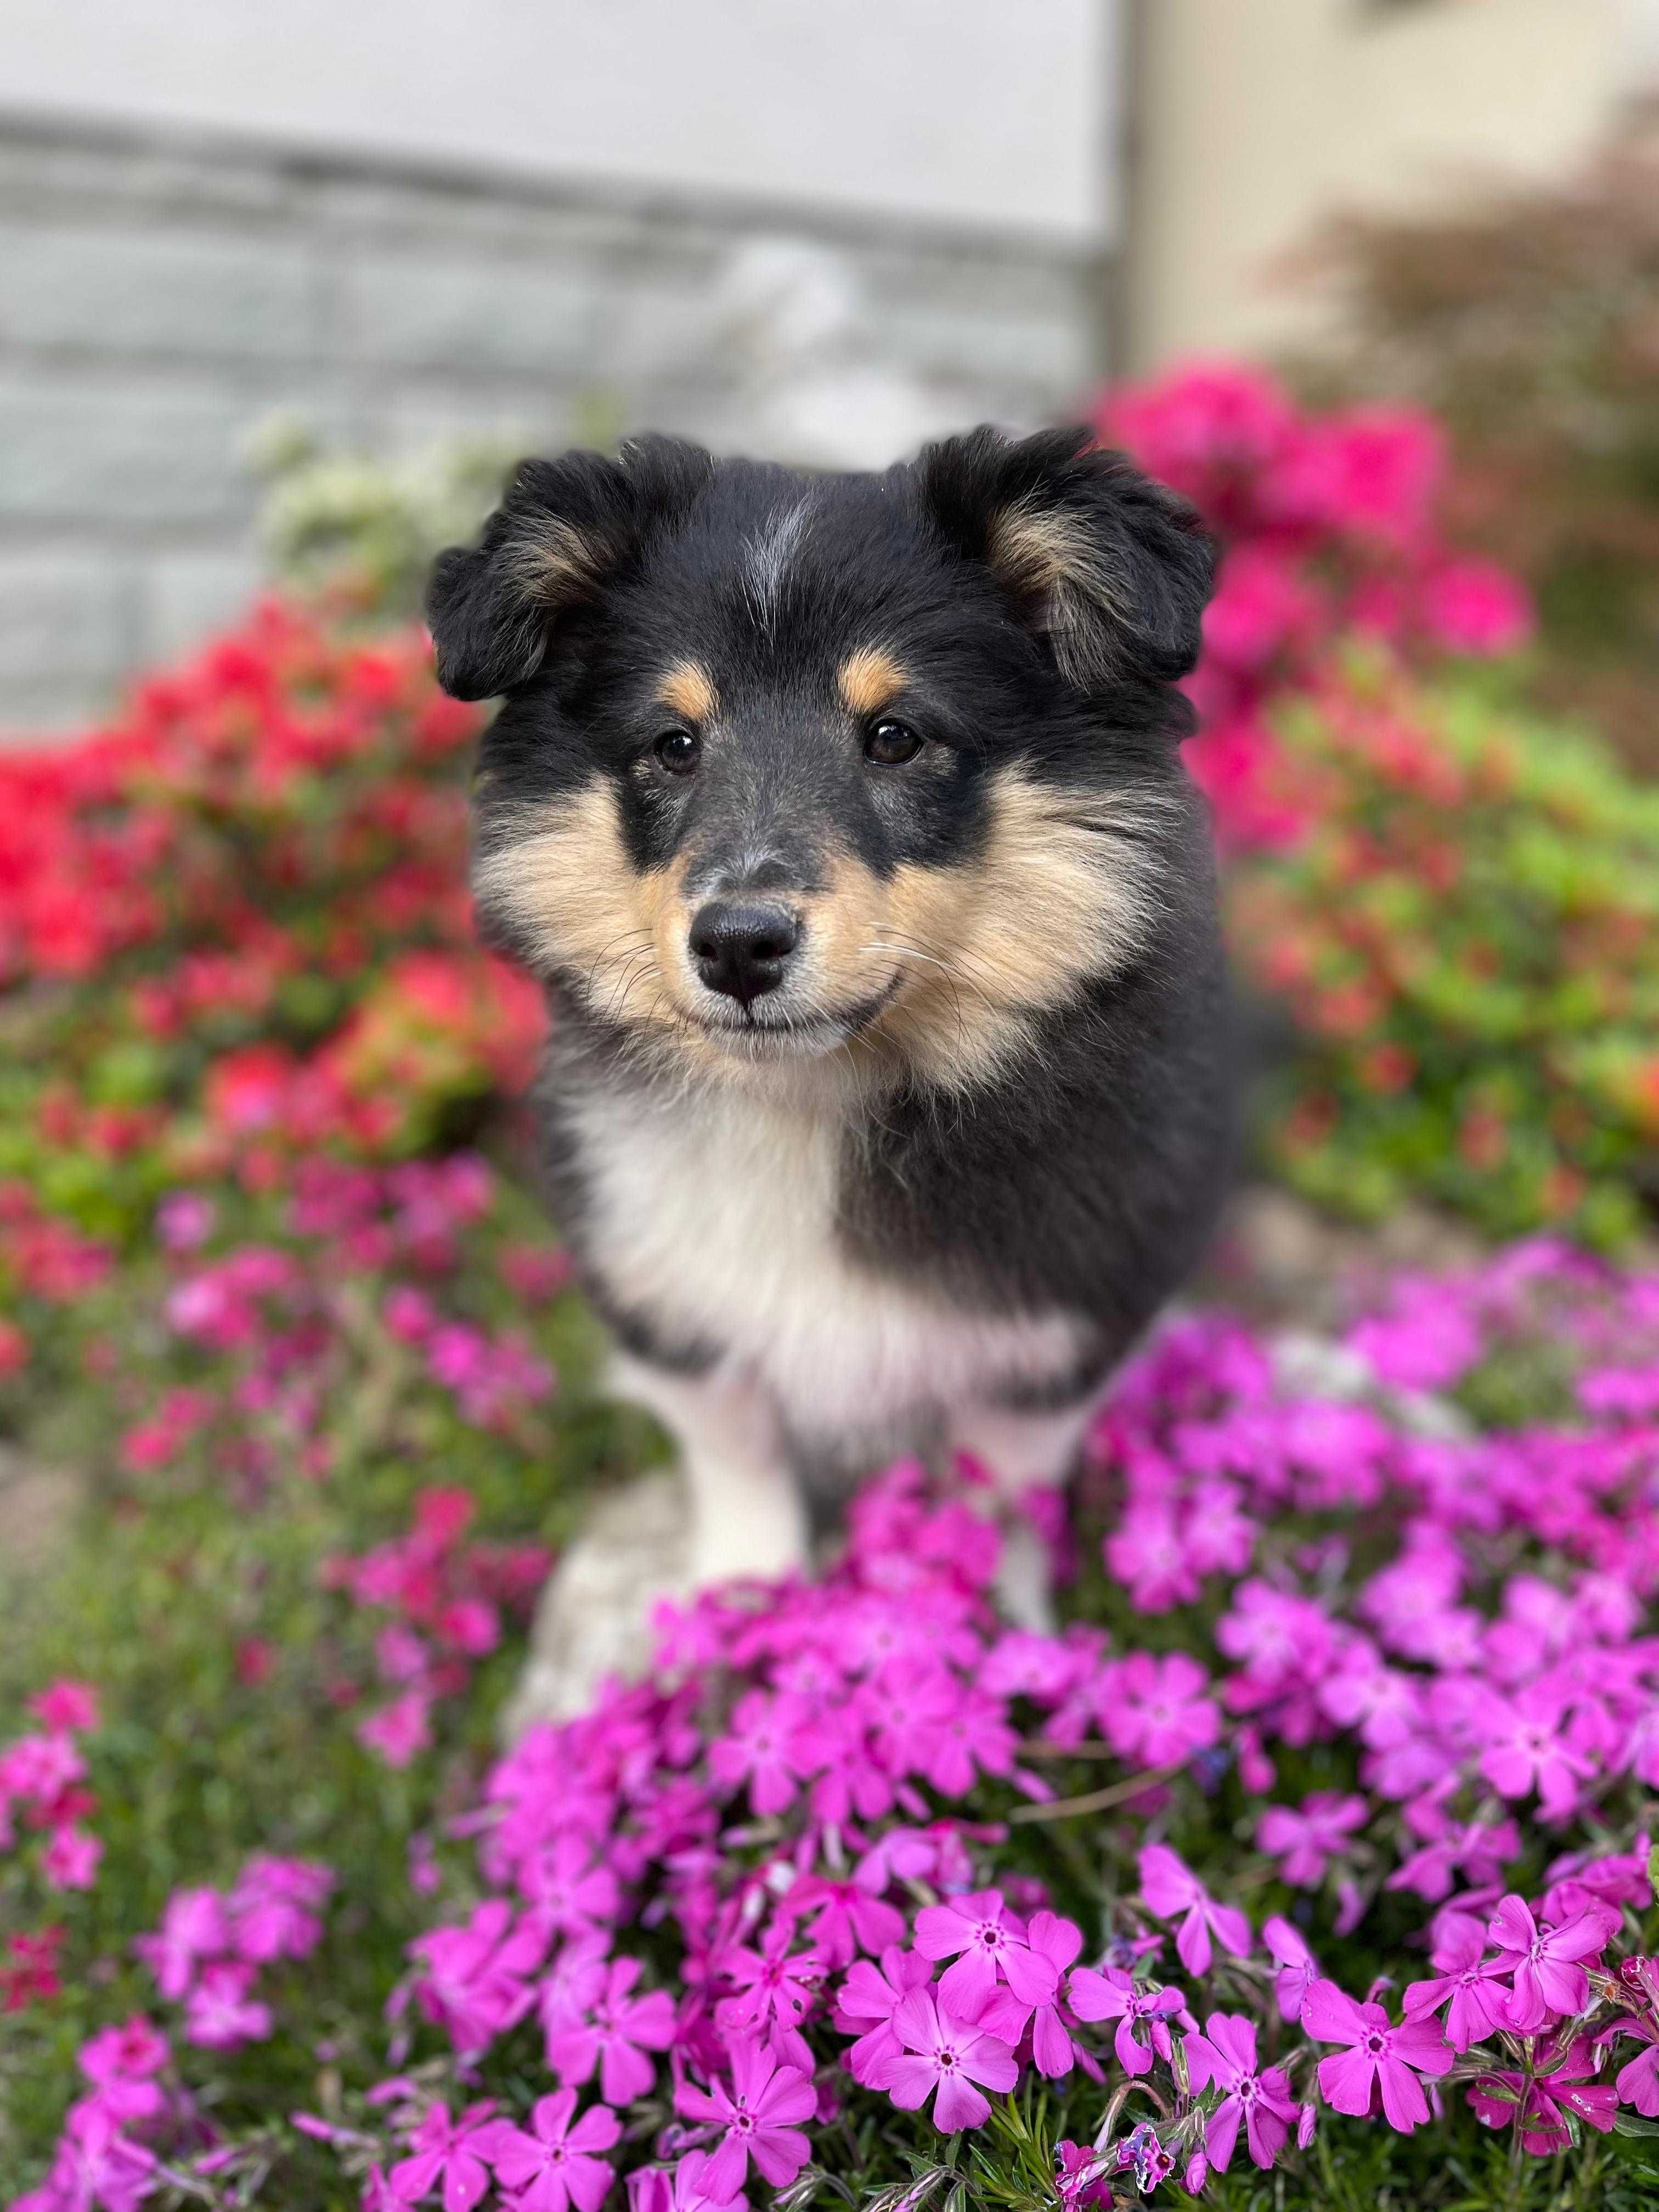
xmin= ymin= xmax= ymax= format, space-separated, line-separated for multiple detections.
xmin=429 ymin=426 xmax=1233 ymax=1713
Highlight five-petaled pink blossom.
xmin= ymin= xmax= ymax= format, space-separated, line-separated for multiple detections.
xmin=1486 ymin=1894 xmax=1617 ymax=2032
xmin=913 ymin=1890 xmax=1056 ymax=2018
xmin=475 ymin=2089 xmax=621 ymax=2212
xmin=1066 ymin=1964 xmax=1186 ymax=2077
xmin=1136 ymin=1846 xmax=1251 ymax=1976
xmin=1301 ymin=1979 xmax=1452 ymax=2132
xmin=1184 ymin=2012 xmax=1300 ymax=2171
xmin=873 ymin=1989 xmax=1019 ymax=2134
xmin=546 ymin=1955 xmax=677 ymax=2104
xmin=388 ymin=2100 xmax=498 ymax=2212
xmin=678 ymin=2034 xmax=815 ymax=2197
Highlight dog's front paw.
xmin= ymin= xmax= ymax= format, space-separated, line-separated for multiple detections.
xmin=501 ymin=1470 xmax=695 ymax=1736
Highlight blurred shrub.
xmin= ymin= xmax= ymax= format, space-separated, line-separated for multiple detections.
xmin=1231 ymin=654 xmax=1659 ymax=1247
xmin=1292 ymin=103 xmax=1659 ymax=772
xmin=1095 ymin=362 xmax=1531 ymax=850
xmin=249 ymin=418 xmax=516 ymax=620
xmin=0 ymin=602 xmax=540 ymax=1266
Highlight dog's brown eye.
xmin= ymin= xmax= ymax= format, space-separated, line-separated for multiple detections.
xmin=865 ymin=719 xmax=922 ymax=766
xmin=654 ymin=729 xmax=701 ymax=776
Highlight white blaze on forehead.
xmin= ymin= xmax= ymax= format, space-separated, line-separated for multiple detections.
xmin=743 ymin=496 xmax=812 ymax=629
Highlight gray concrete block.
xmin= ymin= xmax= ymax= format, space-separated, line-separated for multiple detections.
xmin=0 ymin=222 xmax=319 ymax=360
xmin=142 ymin=544 xmax=264 ymax=664
xmin=0 ymin=545 xmax=129 ymax=686
xmin=0 ymin=376 xmax=258 ymax=525
xmin=341 ymin=251 xmax=603 ymax=375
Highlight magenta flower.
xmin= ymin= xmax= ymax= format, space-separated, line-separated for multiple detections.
xmin=1468 ymin=2040 xmax=1618 ymax=2154
xmin=524 ymin=1833 xmax=622 ymax=1934
xmin=27 ymin=1680 xmax=100 ymax=1734
xmin=1256 ymin=1793 xmax=1367 ymax=1888
xmin=1301 ymin=1979 xmax=1452 ymax=2132
xmin=1067 ymin=1963 xmax=1186 ymax=2076
xmin=1262 ymin=1916 xmax=1318 ymax=2023
xmin=1136 ymin=1846 xmax=1251 ymax=1976
xmin=134 ymin=1885 xmax=229 ymax=2000
xmin=43 ymin=1823 xmax=103 ymax=1892
xmin=1486 ymin=1894 xmax=1617 ymax=2032
xmin=43 ymin=2107 xmax=156 ymax=2212
xmin=1616 ymin=2025 xmax=1659 ymax=2118
xmin=410 ymin=1899 xmax=547 ymax=2056
xmin=678 ymin=2035 xmax=815 ymax=2197
xmin=716 ymin=1920 xmax=825 ymax=2035
xmin=873 ymin=1989 xmax=1019 ymax=2133
xmin=1184 ymin=2012 xmax=1300 ymax=2171
xmin=837 ymin=1945 xmax=934 ymax=2079
xmin=183 ymin=1962 xmax=274 ymax=2050
xmin=1101 ymin=1652 xmax=1221 ymax=1767
xmin=1402 ymin=1914 xmax=1508 ymax=2051
xmin=475 ymin=2090 xmax=620 ymax=2212
xmin=976 ymin=1910 xmax=1084 ymax=2078
xmin=708 ymin=1691 xmax=805 ymax=1815
xmin=780 ymin=1873 xmax=904 ymax=1967
xmin=546 ymin=1955 xmax=676 ymax=2104
xmin=913 ymin=1889 xmax=1056 ymax=2016
xmin=1477 ymin=1690 xmax=1592 ymax=1818
xmin=388 ymin=2100 xmax=498 ymax=2212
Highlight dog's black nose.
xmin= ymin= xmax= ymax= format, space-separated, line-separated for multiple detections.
xmin=689 ymin=899 xmax=800 ymax=1008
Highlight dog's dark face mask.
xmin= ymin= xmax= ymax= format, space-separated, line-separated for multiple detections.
xmin=430 ymin=428 xmax=1215 ymax=1091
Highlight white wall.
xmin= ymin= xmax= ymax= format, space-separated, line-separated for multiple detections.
xmin=1 ymin=0 xmax=1115 ymax=242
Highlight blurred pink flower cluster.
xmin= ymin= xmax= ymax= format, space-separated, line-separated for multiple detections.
xmin=1095 ymin=362 xmax=1533 ymax=848
xmin=1 ymin=1682 xmax=103 ymax=1923
xmin=322 ymin=1484 xmax=551 ymax=1768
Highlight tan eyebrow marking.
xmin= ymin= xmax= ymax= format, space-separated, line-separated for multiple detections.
xmin=656 ymin=661 xmax=718 ymax=724
xmin=837 ymin=646 xmax=908 ymax=720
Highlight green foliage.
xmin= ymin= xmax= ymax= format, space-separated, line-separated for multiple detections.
xmin=1234 ymin=656 xmax=1659 ymax=1246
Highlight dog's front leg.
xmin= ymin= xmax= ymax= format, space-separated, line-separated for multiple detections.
xmin=951 ymin=1381 xmax=1110 ymax=1632
xmin=611 ymin=1350 xmax=809 ymax=1587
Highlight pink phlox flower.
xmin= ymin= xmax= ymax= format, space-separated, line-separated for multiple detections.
xmin=1615 ymin=2019 xmax=1659 ymax=2118
xmin=638 ymin=2149 xmax=744 ymax=2212
xmin=912 ymin=1889 xmax=1056 ymax=2017
xmin=1136 ymin=1846 xmax=1251 ymax=1976
xmin=1301 ymin=1978 xmax=1452 ymax=2132
xmin=1486 ymin=1893 xmax=1618 ymax=2032
xmin=228 ymin=1854 xmax=332 ymax=1962
xmin=410 ymin=1900 xmax=548 ymax=2056
xmin=1099 ymin=1652 xmax=1221 ymax=1767
xmin=134 ymin=1886 xmax=230 ymax=2001
xmin=44 ymin=2104 xmax=157 ymax=2212
xmin=1468 ymin=2038 xmax=1618 ymax=2154
xmin=523 ymin=1833 xmax=622 ymax=1933
xmin=78 ymin=2017 xmax=170 ymax=2086
xmin=473 ymin=2089 xmax=621 ymax=2212
xmin=715 ymin=1921 xmax=825 ymax=2035
xmin=708 ymin=1692 xmax=810 ymax=1816
xmin=871 ymin=1988 xmax=1019 ymax=2134
xmin=358 ymin=1690 xmax=433 ymax=1769
xmin=913 ymin=1680 xmax=1019 ymax=1798
xmin=1387 ymin=1817 xmax=1521 ymax=1903
xmin=778 ymin=1872 xmax=904 ymax=1967
xmin=1477 ymin=1688 xmax=1593 ymax=1818
xmin=1054 ymin=2140 xmax=1113 ymax=2212
xmin=27 ymin=1681 xmax=100 ymax=1735
xmin=1184 ymin=2011 xmax=1299 ymax=2171
xmin=1256 ymin=1793 xmax=1367 ymax=1888
xmin=1066 ymin=1963 xmax=1186 ymax=2076
xmin=183 ymin=1961 xmax=274 ymax=2050
xmin=836 ymin=1944 xmax=934 ymax=2080
xmin=1401 ymin=1912 xmax=1509 ymax=2052
xmin=43 ymin=1824 xmax=103 ymax=1892
xmin=976 ymin=1911 xmax=1084 ymax=2077
xmin=388 ymin=2100 xmax=498 ymax=2212
xmin=1262 ymin=1916 xmax=1319 ymax=2024
xmin=676 ymin=2034 xmax=815 ymax=2197
xmin=547 ymin=1954 xmax=677 ymax=2104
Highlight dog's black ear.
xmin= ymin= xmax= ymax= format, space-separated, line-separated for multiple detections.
xmin=427 ymin=436 xmax=714 ymax=701
xmin=913 ymin=425 xmax=1216 ymax=691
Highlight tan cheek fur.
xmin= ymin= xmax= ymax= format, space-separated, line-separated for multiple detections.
xmin=472 ymin=780 xmax=702 ymax=1039
xmin=791 ymin=766 xmax=1163 ymax=1090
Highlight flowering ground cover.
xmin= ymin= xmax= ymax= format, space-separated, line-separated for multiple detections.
xmin=8 ymin=1234 xmax=1659 ymax=2209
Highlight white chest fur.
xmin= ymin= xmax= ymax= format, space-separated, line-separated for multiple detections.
xmin=563 ymin=1079 xmax=1087 ymax=1448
